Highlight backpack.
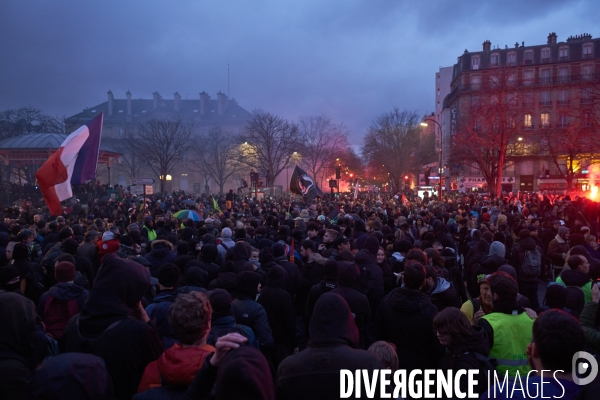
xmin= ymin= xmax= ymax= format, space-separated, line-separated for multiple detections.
xmin=23 ymin=269 xmax=45 ymax=304
xmin=43 ymin=295 xmax=80 ymax=340
xmin=521 ymin=249 xmax=542 ymax=277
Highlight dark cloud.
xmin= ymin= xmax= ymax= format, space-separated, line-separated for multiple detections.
xmin=1 ymin=0 xmax=599 ymax=144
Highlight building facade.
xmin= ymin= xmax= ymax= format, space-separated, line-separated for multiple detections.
xmin=67 ymin=91 xmax=253 ymax=194
xmin=442 ymin=32 xmax=600 ymax=193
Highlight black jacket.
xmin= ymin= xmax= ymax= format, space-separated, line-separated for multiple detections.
xmin=276 ymin=293 xmax=383 ymax=400
xmin=63 ymin=255 xmax=164 ymax=400
xmin=373 ymin=287 xmax=443 ymax=371
xmin=511 ymin=238 xmax=540 ymax=284
xmin=355 ymin=249 xmax=384 ymax=318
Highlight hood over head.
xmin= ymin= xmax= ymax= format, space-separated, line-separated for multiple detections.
xmin=30 ymin=353 xmax=113 ymax=399
xmin=200 ymin=244 xmax=219 ymax=263
xmin=266 ymin=265 xmax=287 ymax=289
xmin=558 ymin=227 xmax=570 ymax=241
xmin=488 ymin=241 xmax=506 ymax=258
xmin=232 ymin=241 xmax=251 ymax=261
xmin=236 ymin=271 xmax=261 ymax=299
xmin=185 ymin=266 xmax=208 ymax=288
xmin=214 ymin=346 xmax=275 ymax=400
xmin=337 ymin=261 xmax=361 ymax=288
xmin=323 ymin=259 xmax=339 ymax=281
xmin=309 ymin=292 xmax=358 ymax=347
xmin=0 ymin=291 xmax=36 ymax=355
xmin=79 ymin=254 xmax=151 ymax=337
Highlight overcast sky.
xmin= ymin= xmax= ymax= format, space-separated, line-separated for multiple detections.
xmin=1 ymin=0 xmax=599 ymax=144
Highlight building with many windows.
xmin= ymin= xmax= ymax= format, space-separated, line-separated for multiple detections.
xmin=440 ymin=32 xmax=600 ymax=193
xmin=67 ymin=91 xmax=252 ymax=193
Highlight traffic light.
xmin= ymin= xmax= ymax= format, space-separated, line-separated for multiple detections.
xmin=336 ymin=166 xmax=341 ymax=179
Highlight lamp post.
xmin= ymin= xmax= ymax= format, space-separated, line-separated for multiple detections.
xmin=420 ymin=120 xmax=443 ymax=201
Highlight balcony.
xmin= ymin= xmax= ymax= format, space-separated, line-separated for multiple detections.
xmin=539 ymin=101 xmax=552 ymax=107
xmin=583 ymin=53 xmax=593 ymax=59
xmin=557 ymin=99 xmax=571 ymax=105
xmin=557 ymin=76 xmax=570 ymax=83
xmin=541 ymin=57 xmax=551 ymax=63
xmin=524 ymin=59 xmax=533 ymax=65
xmin=559 ymin=56 xmax=569 ymax=61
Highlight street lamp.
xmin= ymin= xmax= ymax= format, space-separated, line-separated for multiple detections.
xmin=420 ymin=120 xmax=443 ymax=201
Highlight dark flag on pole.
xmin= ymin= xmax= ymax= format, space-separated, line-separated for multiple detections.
xmin=290 ymin=165 xmax=323 ymax=203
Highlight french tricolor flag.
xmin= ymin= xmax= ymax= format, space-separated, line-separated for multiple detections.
xmin=36 ymin=113 xmax=103 ymax=215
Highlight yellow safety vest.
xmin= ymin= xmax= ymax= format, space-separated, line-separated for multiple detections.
xmin=482 ymin=311 xmax=533 ymax=377
xmin=143 ymin=226 xmax=157 ymax=241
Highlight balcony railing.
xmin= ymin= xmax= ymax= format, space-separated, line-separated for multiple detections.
xmin=541 ymin=57 xmax=551 ymax=63
xmin=524 ymin=59 xmax=533 ymax=65
xmin=559 ymin=56 xmax=569 ymax=61
xmin=583 ymin=53 xmax=593 ymax=59
xmin=557 ymin=99 xmax=571 ymax=105
xmin=539 ymin=101 xmax=552 ymax=106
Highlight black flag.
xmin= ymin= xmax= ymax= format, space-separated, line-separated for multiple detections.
xmin=290 ymin=165 xmax=323 ymax=203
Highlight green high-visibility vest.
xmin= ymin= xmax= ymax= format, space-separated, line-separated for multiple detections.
xmin=482 ymin=311 xmax=533 ymax=377
xmin=143 ymin=226 xmax=157 ymax=241
xmin=556 ymin=277 xmax=592 ymax=303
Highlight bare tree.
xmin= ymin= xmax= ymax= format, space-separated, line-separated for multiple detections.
xmin=0 ymin=106 xmax=64 ymax=140
xmin=238 ymin=111 xmax=300 ymax=187
xmin=533 ymin=87 xmax=600 ymax=190
xmin=137 ymin=117 xmax=194 ymax=194
xmin=450 ymin=67 xmax=525 ymax=195
xmin=361 ymin=108 xmax=421 ymax=191
xmin=297 ymin=115 xmax=348 ymax=183
xmin=192 ymin=127 xmax=245 ymax=194
xmin=110 ymin=128 xmax=147 ymax=182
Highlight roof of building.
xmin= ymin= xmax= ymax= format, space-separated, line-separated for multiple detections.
xmin=0 ymin=133 xmax=118 ymax=153
xmin=67 ymin=93 xmax=253 ymax=124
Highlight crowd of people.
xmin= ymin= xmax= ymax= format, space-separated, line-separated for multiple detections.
xmin=2 ymin=188 xmax=600 ymax=399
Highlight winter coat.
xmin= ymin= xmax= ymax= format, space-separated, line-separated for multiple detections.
xmin=276 ymin=293 xmax=383 ymax=400
xmin=63 ymin=255 xmax=164 ymax=400
xmin=355 ymin=249 xmax=384 ymax=318
xmin=373 ymin=287 xmax=443 ymax=371
xmin=0 ymin=292 xmax=36 ymax=400
xmin=511 ymin=238 xmax=541 ymax=284
xmin=428 ymin=277 xmax=462 ymax=311
xmin=274 ymin=255 xmax=302 ymax=298
xmin=295 ymin=260 xmax=323 ymax=316
xmin=547 ymin=229 xmax=570 ymax=266
xmin=145 ymin=290 xmax=179 ymax=349
xmin=144 ymin=240 xmax=176 ymax=277
xmin=257 ymin=266 xmax=297 ymax=368
xmin=37 ymin=282 xmax=88 ymax=319
xmin=331 ymin=262 xmax=371 ymax=349
xmin=232 ymin=272 xmax=274 ymax=353
xmin=438 ymin=325 xmax=491 ymax=396
xmin=137 ymin=343 xmax=215 ymax=393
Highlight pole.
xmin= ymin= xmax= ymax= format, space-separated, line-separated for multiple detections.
xmin=439 ymin=124 xmax=443 ymax=201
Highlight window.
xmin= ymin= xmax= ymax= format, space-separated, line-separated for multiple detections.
xmin=471 ymin=55 xmax=480 ymax=70
xmin=559 ymin=46 xmax=569 ymax=61
xmin=541 ymin=47 xmax=551 ymax=63
xmin=470 ymin=74 xmax=481 ymax=89
xmin=582 ymin=64 xmax=594 ymax=80
xmin=541 ymin=113 xmax=550 ymax=128
xmin=559 ymin=114 xmax=569 ymax=127
xmin=540 ymin=91 xmax=551 ymax=106
xmin=584 ymin=112 xmax=593 ymax=127
xmin=523 ymin=93 xmax=533 ymax=106
xmin=582 ymin=88 xmax=593 ymax=103
xmin=524 ymin=114 xmax=533 ymax=129
xmin=558 ymin=90 xmax=569 ymax=105
xmin=507 ymin=52 xmax=517 ymax=66
xmin=558 ymin=67 xmax=569 ymax=83
xmin=523 ymin=70 xmax=534 ymax=85
xmin=540 ymin=68 xmax=551 ymax=84
xmin=491 ymin=53 xmax=499 ymax=65
xmin=583 ymin=43 xmax=593 ymax=59
xmin=524 ymin=50 xmax=533 ymax=64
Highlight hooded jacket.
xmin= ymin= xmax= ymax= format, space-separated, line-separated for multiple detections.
xmin=232 ymin=272 xmax=274 ymax=353
xmin=137 ymin=343 xmax=215 ymax=394
xmin=354 ymin=248 xmax=384 ymax=318
xmin=145 ymin=240 xmax=176 ymax=277
xmin=373 ymin=287 xmax=443 ymax=371
xmin=63 ymin=254 xmax=164 ymax=400
xmin=511 ymin=238 xmax=540 ymax=284
xmin=37 ymin=282 xmax=88 ymax=319
xmin=274 ymin=254 xmax=301 ymax=298
xmin=257 ymin=265 xmax=297 ymax=367
xmin=438 ymin=325 xmax=491 ymax=396
xmin=331 ymin=262 xmax=371 ymax=349
xmin=548 ymin=227 xmax=570 ymax=265
xmin=0 ymin=292 xmax=36 ymax=400
xmin=276 ymin=293 xmax=383 ymax=400
xmin=305 ymin=260 xmax=338 ymax=323
xmin=477 ymin=242 xmax=507 ymax=276
xmin=428 ymin=277 xmax=461 ymax=311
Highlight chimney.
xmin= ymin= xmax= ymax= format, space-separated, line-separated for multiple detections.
xmin=107 ymin=90 xmax=114 ymax=116
xmin=482 ymin=40 xmax=491 ymax=52
xmin=548 ymin=32 xmax=557 ymax=44
xmin=153 ymin=92 xmax=161 ymax=109
xmin=174 ymin=92 xmax=181 ymax=112
xmin=515 ymin=42 xmax=519 ymax=48
xmin=126 ymin=90 xmax=132 ymax=116
xmin=217 ymin=91 xmax=228 ymax=115
xmin=199 ymin=92 xmax=210 ymax=115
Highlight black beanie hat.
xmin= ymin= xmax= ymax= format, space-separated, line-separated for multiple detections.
xmin=156 ymin=263 xmax=180 ymax=288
